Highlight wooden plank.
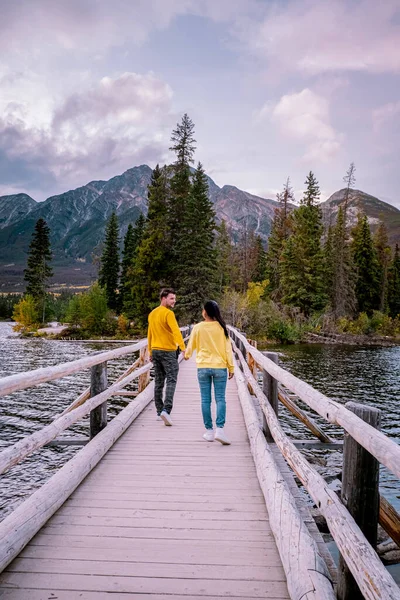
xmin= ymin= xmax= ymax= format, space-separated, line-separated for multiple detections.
xmin=0 ymin=592 xmax=280 ymax=600
xmin=7 ymin=557 xmax=287 ymax=580
xmin=278 ymin=389 xmax=332 ymax=443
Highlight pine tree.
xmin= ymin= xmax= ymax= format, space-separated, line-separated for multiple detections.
xmin=177 ymin=162 xmax=217 ymax=320
xmin=252 ymin=236 xmax=268 ymax=283
xmin=280 ymin=172 xmax=327 ymax=315
xmin=330 ymin=164 xmax=357 ymax=319
xmin=119 ymin=215 xmax=146 ymax=311
xmin=351 ymin=213 xmax=380 ymax=314
xmin=99 ymin=212 xmax=120 ymax=311
xmin=168 ymin=114 xmax=196 ymax=286
xmin=266 ymin=178 xmax=294 ymax=296
xmin=215 ymin=220 xmax=235 ymax=294
xmin=24 ymin=218 xmax=53 ymax=323
xmin=388 ymin=244 xmax=400 ymax=318
xmin=126 ymin=165 xmax=170 ymax=324
xmin=373 ymin=220 xmax=391 ymax=312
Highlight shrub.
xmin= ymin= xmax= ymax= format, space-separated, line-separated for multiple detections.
xmin=12 ymin=295 xmax=39 ymax=332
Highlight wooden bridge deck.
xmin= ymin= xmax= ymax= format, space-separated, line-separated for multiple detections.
xmin=0 ymin=359 xmax=290 ymax=599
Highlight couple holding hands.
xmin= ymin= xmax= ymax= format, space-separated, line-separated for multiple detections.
xmin=147 ymin=288 xmax=234 ymax=445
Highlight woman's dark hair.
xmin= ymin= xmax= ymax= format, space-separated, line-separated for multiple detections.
xmin=204 ymin=300 xmax=228 ymax=338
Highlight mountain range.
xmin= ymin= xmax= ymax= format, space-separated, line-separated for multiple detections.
xmin=0 ymin=165 xmax=399 ymax=291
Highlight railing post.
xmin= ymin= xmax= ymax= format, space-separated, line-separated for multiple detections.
xmin=90 ymin=361 xmax=108 ymax=438
xmin=262 ymin=352 xmax=279 ymax=442
xmin=337 ymin=402 xmax=381 ymax=600
xmin=138 ymin=346 xmax=150 ymax=393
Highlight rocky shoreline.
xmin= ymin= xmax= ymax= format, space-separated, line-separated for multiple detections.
xmin=304 ymin=331 xmax=399 ymax=347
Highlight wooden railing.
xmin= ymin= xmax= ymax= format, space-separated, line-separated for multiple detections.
xmin=229 ymin=326 xmax=400 ymax=600
xmin=0 ymin=330 xmax=188 ymax=572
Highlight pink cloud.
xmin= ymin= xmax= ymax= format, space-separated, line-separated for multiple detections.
xmin=245 ymin=0 xmax=400 ymax=75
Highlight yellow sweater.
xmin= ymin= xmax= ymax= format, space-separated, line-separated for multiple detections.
xmin=185 ymin=321 xmax=234 ymax=373
xmin=147 ymin=305 xmax=185 ymax=353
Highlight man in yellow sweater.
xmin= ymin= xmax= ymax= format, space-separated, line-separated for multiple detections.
xmin=148 ymin=288 xmax=186 ymax=426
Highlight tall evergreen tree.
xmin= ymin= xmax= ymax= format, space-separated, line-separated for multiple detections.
xmin=330 ymin=206 xmax=356 ymax=318
xmin=177 ymin=162 xmax=217 ymax=320
xmin=374 ymin=220 xmax=391 ymax=312
xmin=330 ymin=163 xmax=357 ymax=318
xmin=280 ymin=172 xmax=326 ymax=315
xmin=119 ymin=214 xmax=146 ymax=311
xmin=266 ymin=178 xmax=294 ymax=296
xmin=99 ymin=212 xmax=120 ymax=311
xmin=215 ymin=220 xmax=235 ymax=294
xmin=24 ymin=218 xmax=53 ymax=322
xmin=388 ymin=243 xmax=400 ymax=318
xmin=252 ymin=236 xmax=268 ymax=283
xmin=126 ymin=165 xmax=170 ymax=324
xmin=168 ymin=114 xmax=196 ymax=286
xmin=351 ymin=213 xmax=380 ymax=314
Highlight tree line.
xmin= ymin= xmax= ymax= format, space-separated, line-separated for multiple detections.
xmin=9 ymin=115 xmax=400 ymax=340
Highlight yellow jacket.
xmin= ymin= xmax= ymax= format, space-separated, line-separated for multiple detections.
xmin=185 ymin=321 xmax=234 ymax=373
xmin=147 ymin=306 xmax=185 ymax=353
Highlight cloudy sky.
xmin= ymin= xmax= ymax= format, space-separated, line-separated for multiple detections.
xmin=1 ymin=0 xmax=399 ymax=206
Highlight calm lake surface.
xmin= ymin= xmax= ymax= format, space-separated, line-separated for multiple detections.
xmin=1 ymin=322 xmax=399 ymax=523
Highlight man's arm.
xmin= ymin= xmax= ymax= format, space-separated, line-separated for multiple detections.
xmin=166 ymin=311 xmax=186 ymax=352
xmin=147 ymin=322 xmax=153 ymax=359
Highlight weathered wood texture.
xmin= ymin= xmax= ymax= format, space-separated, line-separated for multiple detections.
xmin=0 ymin=363 xmax=151 ymax=476
xmin=338 ymin=402 xmax=381 ymax=600
xmin=233 ymin=354 xmax=336 ymax=600
xmin=0 ymin=358 xmax=290 ymax=600
xmin=262 ymin=352 xmax=279 ymax=442
xmin=232 ymin=343 xmax=400 ymax=600
xmin=89 ymin=362 xmax=108 ymax=438
xmin=380 ymin=495 xmax=400 ymax=547
xmin=0 ymin=340 xmax=147 ymax=398
xmin=229 ymin=327 xmax=400 ymax=481
xmin=59 ymin=356 xmax=141 ymax=417
xmin=278 ymin=388 xmax=332 ymax=444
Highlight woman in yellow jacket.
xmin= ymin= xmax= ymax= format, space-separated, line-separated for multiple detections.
xmin=185 ymin=300 xmax=234 ymax=445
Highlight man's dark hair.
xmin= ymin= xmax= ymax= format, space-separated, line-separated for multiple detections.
xmin=160 ymin=288 xmax=175 ymax=299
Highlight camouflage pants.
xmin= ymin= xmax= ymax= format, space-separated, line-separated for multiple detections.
xmin=152 ymin=350 xmax=179 ymax=415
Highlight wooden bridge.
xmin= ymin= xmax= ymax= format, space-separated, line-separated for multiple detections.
xmin=0 ymin=327 xmax=399 ymax=599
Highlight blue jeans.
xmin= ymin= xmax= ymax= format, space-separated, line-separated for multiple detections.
xmin=197 ymin=368 xmax=227 ymax=429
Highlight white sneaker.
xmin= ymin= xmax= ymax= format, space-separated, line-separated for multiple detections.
xmin=203 ymin=429 xmax=214 ymax=442
xmin=215 ymin=428 xmax=231 ymax=445
xmin=160 ymin=411 xmax=173 ymax=426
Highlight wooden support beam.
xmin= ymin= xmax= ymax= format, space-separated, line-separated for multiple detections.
xmin=292 ymin=440 xmax=343 ymax=449
xmin=278 ymin=388 xmax=332 ymax=444
xmin=90 ymin=362 xmax=108 ymax=438
xmin=379 ymin=495 xmax=400 ymax=548
xmin=338 ymin=402 xmax=381 ymax=600
xmin=44 ymin=439 xmax=89 ymax=447
xmin=262 ymin=352 xmax=278 ymax=442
